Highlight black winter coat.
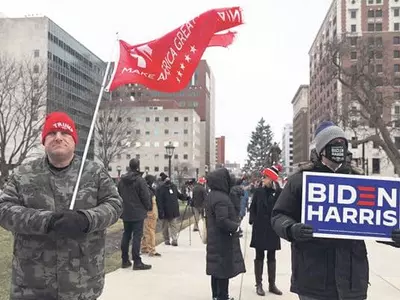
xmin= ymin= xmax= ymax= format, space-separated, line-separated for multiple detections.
xmin=206 ymin=168 xmax=246 ymax=279
xmin=271 ymin=161 xmax=369 ymax=300
xmin=250 ymin=186 xmax=281 ymax=251
xmin=118 ymin=171 xmax=151 ymax=222
xmin=156 ymin=180 xmax=185 ymax=219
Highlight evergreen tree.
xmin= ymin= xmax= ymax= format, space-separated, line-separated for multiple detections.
xmin=245 ymin=118 xmax=274 ymax=175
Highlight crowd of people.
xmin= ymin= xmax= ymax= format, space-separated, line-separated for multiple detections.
xmin=1 ymin=112 xmax=400 ymax=300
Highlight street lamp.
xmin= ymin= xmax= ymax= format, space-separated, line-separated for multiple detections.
xmin=117 ymin=165 xmax=122 ymax=179
xmin=165 ymin=141 xmax=175 ymax=178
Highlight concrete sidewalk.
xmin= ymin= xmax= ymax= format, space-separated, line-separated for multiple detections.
xmin=99 ymin=219 xmax=400 ymax=300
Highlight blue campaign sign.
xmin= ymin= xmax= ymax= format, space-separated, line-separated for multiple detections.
xmin=301 ymin=172 xmax=400 ymax=241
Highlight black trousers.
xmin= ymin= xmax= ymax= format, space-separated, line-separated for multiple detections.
xmin=255 ymin=249 xmax=276 ymax=262
xmin=211 ymin=276 xmax=229 ymax=299
xmin=121 ymin=220 xmax=144 ymax=263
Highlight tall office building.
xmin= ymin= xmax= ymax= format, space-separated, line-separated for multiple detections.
xmin=309 ymin=0 xmax=400 ymax=176
xmin=0 ymin=15 xmax=107 ymax=159
xmin=281 ymin=124 xmax=293 ymax=175
xmin=291 ymin=85 xmax=310 ymax=165
xmin=215 ymin=136 xmax=226 ymax=166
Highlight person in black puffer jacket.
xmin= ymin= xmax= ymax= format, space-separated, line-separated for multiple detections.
xmin=206 ymin=168 xmax=246 ymax=300
xmin=118 ymin=158 xmax=152 ymax=270
xmin=272 ymin=121 xmax=399 ymax=300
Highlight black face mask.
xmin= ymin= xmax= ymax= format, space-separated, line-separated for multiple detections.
xmin=324 ymin=142 xmax=347 ymax=163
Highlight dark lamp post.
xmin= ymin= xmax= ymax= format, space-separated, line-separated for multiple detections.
xmin=165 ymin=142 xmax=175 ymax=178
xmin=117 ymin=165 xmax=122 ymax=180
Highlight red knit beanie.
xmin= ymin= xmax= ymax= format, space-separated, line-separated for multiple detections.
xmin=261 ymin=166 xmax=279 ymax=182
xmin=41 ymin=111 xmax=78 ymax=145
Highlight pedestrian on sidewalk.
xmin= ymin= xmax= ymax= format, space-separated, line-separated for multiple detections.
xmin=0 ymin=111 xmax=122 ymax=300
xmin=192 ymin=176 xmax=207 ymax=231
xmin=156 ymin=172 xmax=187 ymax=246
xmin=206 ymin=168 xmax=245 ymax=300
xmin=141 ymin=174 xmax=161 ymax=257
xmin=249 ymin=166 xmax=283 ymax=297
xmin=229 ymin=176 xmax=244 ymax=237
xmin=272 ymin=121 xmax=370 ymax=300
xmin=118 ymin=158 xmax=152 ymax=270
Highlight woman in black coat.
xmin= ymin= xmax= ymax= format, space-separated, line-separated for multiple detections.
xmin=249 ymin=166 xmax=283 ymax=297
xmin=206 ymin=168 xmax=246 ymax=300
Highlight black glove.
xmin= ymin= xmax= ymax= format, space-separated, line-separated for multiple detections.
xmin=290 ymin=223 xmax=313 ymax=242
xmin=47 ymin=212 xmax=64 ymax=233
xmin=392 ymin=229 xmax=400 ymax=245
xmin=51 ymin=211 xmax=90 ymax=237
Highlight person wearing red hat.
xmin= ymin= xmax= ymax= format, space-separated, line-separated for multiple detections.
xmin=249 ymin=165 xmax=283 ymax=297
xmin=0 ymin=111 xmax=122 ymax=300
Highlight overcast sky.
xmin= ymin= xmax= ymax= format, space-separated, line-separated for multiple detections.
xmin=2 ymin=0 xmax=332 ymax=165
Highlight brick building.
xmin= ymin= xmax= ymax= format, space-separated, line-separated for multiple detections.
xmin=309 ymin=0 xmax=400 ymax=176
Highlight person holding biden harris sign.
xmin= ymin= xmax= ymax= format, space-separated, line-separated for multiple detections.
xmin=271 ymin=121 xmax=400 ymax=300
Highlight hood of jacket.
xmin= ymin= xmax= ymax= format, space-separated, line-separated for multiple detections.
xmin=207 ymin=168 xmax=231 ymax=194
xmin=121 ymin=170 xmax=142 ymax=183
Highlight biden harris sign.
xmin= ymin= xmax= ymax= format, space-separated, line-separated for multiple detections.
xmin=301 ymin=172 xmax=400 ymax=242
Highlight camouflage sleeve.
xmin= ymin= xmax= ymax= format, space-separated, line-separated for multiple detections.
xmin=0 ymin=174 xmax=53 ymax=235
xmin=79 ymin=168 xmax=122 ymax=233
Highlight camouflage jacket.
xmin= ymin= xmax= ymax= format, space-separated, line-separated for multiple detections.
xmin=0 ymin=156 xmax=122 ymax=300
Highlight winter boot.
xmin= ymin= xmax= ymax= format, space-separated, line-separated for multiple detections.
xmin=133 ymin=261 xmax=152 ymax=270
xmin=254 ymin=260 xmax=265 ymax=296
xmin=121 ymin=260 xmax=132 ymax=269
xmin=267 ymin=261 xmax=282 ymax=295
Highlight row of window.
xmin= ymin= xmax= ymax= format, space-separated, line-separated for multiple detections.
xmin=116 ymin=153 xmax=190 ymax=160
xmin=111 ymin=165 xmax=189 ymax=173
xmin=101 ymin=116 xmax=191 ymax=123
xmin=98 ymin=141 xmax=192 ymax=148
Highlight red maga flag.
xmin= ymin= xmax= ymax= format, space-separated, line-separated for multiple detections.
xmin=106 ymin=7 xmax=243 ymax=92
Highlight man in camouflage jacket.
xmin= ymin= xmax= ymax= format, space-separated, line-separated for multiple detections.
xmin=0 ymin=112 xmax=122 ymax=300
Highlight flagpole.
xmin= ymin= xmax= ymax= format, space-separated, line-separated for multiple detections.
xmin=69 ymin=33 xmax=119 ymax=210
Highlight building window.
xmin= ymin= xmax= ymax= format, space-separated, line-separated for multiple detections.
xmin=376 ymin=64 xmax=383 ymax=72
xmin=136 ymin=129 xmax=140 ymax=134
xmin=395 ymin=23 xmax=400 ymax=31
xmin=33 ymin=65 xmax=39 ymax=73
xmin=351 ymin=11 xmax=357 ymax=18
xmin=154 ymin=166 xmax=159 ymax=172
xmin=144 ymin=142 xmax=150 ymax=147
xmin=145 ymin=117 xmax=150 ymax=122
xmin=184 ymin=129 xmax=188 ymax=134
xmin=184 ymin=116 xmax=189 ymax=122
xmin=368 ymin=23 xmax=374 ymax=31
xmin=350 ymin=52 xmax=357 ymax=60
xmin=174 ymin=117 xmax=179 ymax=122
xmin=394 ymin=36 xmax=400 ymax=44
xmin=351 ymin=24 xmax=357 ymax=32
xmin=395 ymin=8 xmax=400 ymax=17
xmin=155 ymin=117 xmax=159 ymax=122
xmin=174 ymin=154 xmax=178 ymax=159
xmin=34 ymin=49 xmax=40 ymax=57
xmin=372 ymin=158 xmax=380 ymax=174
xmin=165 ymin=117 xmax=169 ymax=122
xmin=375 ymin=10 xmax=383 ymax=18
xmin=184 ymin=142 xmax=189 ymax=147
xmin=154 ymin=142 xmax=160 ymax=147
xmin=164 ymin=166 xmax=168 ymax=172
xmin=164 ymin=129 xmax=169 ymax=134
xmin=395 ymin=64 xmax=400 ymax=72
xmin=375 ymin=23 xmax=382 ymax=31
xmin=183 ymin=154 xmax=188 ymax=160
xmin=145 ymin=131 xmax=150 ymax=135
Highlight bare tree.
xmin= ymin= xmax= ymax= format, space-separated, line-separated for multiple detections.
xmin=323 ymin=33 xmax=400 ymax=173
xmin=0 ymin=54 xmax=47 ymax=185
xmin=95 ymin=102 xmax=140 ymax=170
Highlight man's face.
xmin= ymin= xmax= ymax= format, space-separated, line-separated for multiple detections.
xmin=44 ymin=131 xmax=75 ymax=160
xmin=262 ymin=176 xmax=273 ymax=187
